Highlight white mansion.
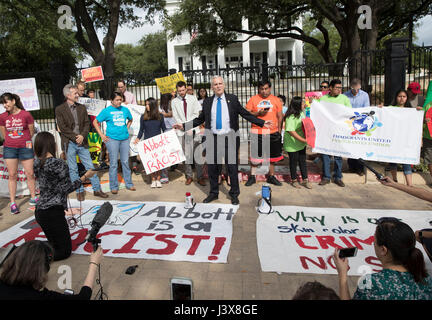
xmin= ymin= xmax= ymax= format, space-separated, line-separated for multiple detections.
xmin=165 ymin=0 xmax=304 ymax=71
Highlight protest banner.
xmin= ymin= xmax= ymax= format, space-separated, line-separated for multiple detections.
xmin=426 ymin=107 xmax=432 ymax=136
xmin=304 ymin=91 xmax=327 ymax=117
xmin=137 ymin=130 xmax=186 ymax=174
xmin=310 ymin=100 xmax=423 ymax=164
xmin=0 ymin=78 xmax=40 ymax=113
xmin=125 ymin=104 xmax=146 ymax=156
xmin=0 ymin=199 xmax=238 ymax=263
xmin=155 ymin=72 xmax=185 ymax=94
xmin=81 ymin=66 xmax=104 ymax=83
xmin=424 ymin=80 xmax=432 ymax=107
xmin=257 ymin=206 xmax=432 ymax=275
xmin=302 ymin=117 xmax=316 ymax=148
xmin=0 ymin=146 xmax=32 ymax=197
xmin=78 ymin=97 xmax=106 ymax=116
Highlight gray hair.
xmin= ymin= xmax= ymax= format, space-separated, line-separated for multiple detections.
xmin=211 ymin=75 xmax=224 ymax=84
xmin=350 ymin=78 xmax=361 ymax=87
xmin=63 ymin=84 xmax=77 ymax=97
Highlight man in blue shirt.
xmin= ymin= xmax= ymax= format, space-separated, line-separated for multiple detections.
xmin=344 ymin=78 xmax=371 ymax=175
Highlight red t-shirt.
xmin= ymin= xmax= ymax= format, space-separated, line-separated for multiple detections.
xmin=0 ymin=110 xmax=34 ymax=148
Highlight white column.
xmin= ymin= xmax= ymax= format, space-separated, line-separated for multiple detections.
xmin=217 ymin=48 xmax=225 ymax=69
xmin=167 ymin=40 xmax=177 ymax=71
xmin=268 ymin=39 xmax=276 ymax=66
xmin=192 ymin=54 xmax=201 ymax=70
xmin=241 ymin=18 xmax=250 ymax=67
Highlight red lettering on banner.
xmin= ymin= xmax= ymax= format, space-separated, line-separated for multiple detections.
xmin=182 ymin=235 xmax=210 ymax=255
xmin=146 ymin=234 xmax=178 ymax=255
xmin=143 ymin=143 xmax=151 ymax=153
xmin=316 ymin=236 xmax=343 ymax=249
xmin=295 ymin=235 xmax=319 ymax=250
xmin=83 ymin=230 xmax=123 ymax=253
xmin=300 ymin=256 xmax=327 ymax=270
xmin=339 ymin=236 xmax=354 ymax=248
xmin=2 ymin=227 xmax=45 ymax=248
xmin=365 ymin=256 xmax=383 ymax=272
xmin=208 ymin=237 xmax=226 ymax=261
xmin=112 ymin=232 xmax=155 ymax=254
xmin=349 ymin=236 xmax=375 ymax=250
xmin=70 ymin=228 xmax=89 ymax=251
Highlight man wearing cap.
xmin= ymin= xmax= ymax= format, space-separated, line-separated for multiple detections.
xmin=407 ymin=82 xmax=425 ymax=108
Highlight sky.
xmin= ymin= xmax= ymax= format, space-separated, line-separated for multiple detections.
xmin=79 ymin=14 xmax=432 ymax=67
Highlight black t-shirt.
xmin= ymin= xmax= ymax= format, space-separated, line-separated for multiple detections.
xmin=0 ymin=281 xmax=92 ymax=300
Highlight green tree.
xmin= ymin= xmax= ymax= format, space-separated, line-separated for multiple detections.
xmin=113 ymin=31 xmax=168 ymax=75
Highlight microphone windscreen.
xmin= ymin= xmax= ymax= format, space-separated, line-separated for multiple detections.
xmin=92 ymin=202 xmax=113 ymax=227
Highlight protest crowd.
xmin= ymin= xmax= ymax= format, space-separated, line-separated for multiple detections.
xmin=1 ymin=75 xmax=432 ymax=301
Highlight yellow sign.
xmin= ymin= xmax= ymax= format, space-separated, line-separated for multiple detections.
xmin=155 ymin=72 xmax=185 ymax=94
xmin=77 ymin=132 xmax=103 ymax=165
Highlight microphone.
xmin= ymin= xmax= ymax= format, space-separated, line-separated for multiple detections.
xmin=358 ymin=158 xmax=385 ymax=180
xmin=86 ymin=202 xmax=113 ymax=251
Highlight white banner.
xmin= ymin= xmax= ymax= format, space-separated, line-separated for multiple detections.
xmin=125 ymin=104 xmax=146 ymax=157
xmin=77 ymin=98 xmax=107 ymax=116
xmin=0 ymin=146 xmax=30 ymax=197
xmin=0 ymin=78 xmax=40 ymax=112
xmin=0 ymin=200 xmax=237 ymax=263
xmin=257 ymin=206 xmax=432 ymax=275
xmin=311 ymin=101 xmax=423 ymax=164
xmin=137 ymin=130 xmax=185 ymax=174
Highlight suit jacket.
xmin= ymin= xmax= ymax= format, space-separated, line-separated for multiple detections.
xmin=171 ymin=94 xmax=201 ymax=136
xmin=185 ymin=93 xmax=265 ymax=132
xmin=55 ymin=101 xmax=90 ymax=151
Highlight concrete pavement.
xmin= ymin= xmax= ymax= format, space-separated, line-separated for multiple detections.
xmin=1 ymin=168 xmax=431 ymax=300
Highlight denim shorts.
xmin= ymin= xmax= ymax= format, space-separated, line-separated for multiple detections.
xmin=3 ymin=146 xmax=34 ymax=160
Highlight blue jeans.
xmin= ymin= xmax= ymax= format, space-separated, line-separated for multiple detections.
xmin=322 ymin=154 xmax=343 ymax=180
xmin=388 ymin=163 xmax=412 ymax=175
xmin=67 ymin=141 xmax=101 ymax=193
xmin=106 ymin=138 xmax=134 ymax=190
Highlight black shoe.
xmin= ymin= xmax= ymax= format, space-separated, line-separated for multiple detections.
xmin=245 ymin=175 xmax=256 ymax=186
xmin=334 ymin=179 xmax=345 ymax=187
xmin=231 ymin=196 xmax=239 ymax=205
xmin=319 ymin=178 xmax=330 ymax=186
xmin=267 ymin=175 xmax=282 ymax=186
xmin=203 ymin=194 xmax=218 ymax=203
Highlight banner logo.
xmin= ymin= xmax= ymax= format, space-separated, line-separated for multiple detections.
xmin=345 ymin=111 xmax=383 ymax=136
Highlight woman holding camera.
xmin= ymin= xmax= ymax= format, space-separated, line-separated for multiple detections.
xmin=334 ymin=217 xmax=432 ymax=300
xmin=33 ymin=131 xmax=97 ymax=261
xmin=0 ymin=240 xmax=102 ymax=300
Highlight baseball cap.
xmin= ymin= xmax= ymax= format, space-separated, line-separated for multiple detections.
xmin=408 ymin=82 xmax=421 ymax=94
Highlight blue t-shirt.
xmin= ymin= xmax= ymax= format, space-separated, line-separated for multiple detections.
xmin=96 ymin=105 xmax=132 ymax=140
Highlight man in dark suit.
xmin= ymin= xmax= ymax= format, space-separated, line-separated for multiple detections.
xmin=173 ymin=76 xmax=272 ymax=205
xmin=55 ymin=84 xmax=108 ymax=201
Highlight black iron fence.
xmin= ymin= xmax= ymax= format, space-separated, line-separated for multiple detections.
xmin=1 ymin=39 xmax=430 ymax=139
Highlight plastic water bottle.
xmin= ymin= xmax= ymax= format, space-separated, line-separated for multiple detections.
xmin=185 ymin=192 xmax=194 ymax=209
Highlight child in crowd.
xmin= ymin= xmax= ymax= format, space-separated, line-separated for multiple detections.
xmin=283 ymin=96 xmax=312 ymax=189
xmin=134 ymin=98 xmax=166 ymax=188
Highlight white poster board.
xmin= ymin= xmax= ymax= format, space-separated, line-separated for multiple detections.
xmin=125 ymin=104 xmax=146 ymax=157
xmin=78 ymin=98 xmax=107 ymax=116
xmin=0 ymin=78 xmax=40 ymax=113
xmin=137 ymin=130 xmax=185 ymax=174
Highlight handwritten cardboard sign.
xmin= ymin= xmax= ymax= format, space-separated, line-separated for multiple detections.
xmin=0 ymin=78 xmax=40 ymax=113
xmin=155 ymin=72 xmax=185 ymax=94
xmin=78 ymin=97 xmax=107 ymax=116
xmin=0 ymin=199 xmax=238 ymax=263
xmin=137 ymin=130 xmax=186 ymax=174
xmin=304 ymin=91 xmax=328 ymax=118
xmin=257 ymin=206 xmax=432 ymax=275
xmin=81 ymin=66 xmax=104 ymax=83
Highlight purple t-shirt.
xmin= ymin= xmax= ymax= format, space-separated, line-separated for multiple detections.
xmin=0 ymin=110 xmax=34 ymax=148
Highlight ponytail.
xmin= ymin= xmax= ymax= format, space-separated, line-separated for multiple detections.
xmin=404 ymin=247 xmax=428 ymax=283
xmin=12 ymin=94 xmax=25 ymax=110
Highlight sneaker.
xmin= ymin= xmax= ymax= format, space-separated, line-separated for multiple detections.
xmin=267 ymin=175 xmax=282 ymax=186
xmin=29 ymin=197 xmax=39 ymax=206
xmin=160 ymin=178 xmax=169 ymax=184
xmin=291 ymin=181 xmax=301 ymax=189
xmin=151 ymin=180 xmax=157 ymax=188
xmin=10 ymin=203 xmax=19 ymax=215
xmin=156 ymin=180 xmax=162 ymax=188
xmin=301 ymin=180 xmax=313 ymax=189
xmin=245 ymin=175 xmax=256 ymax=186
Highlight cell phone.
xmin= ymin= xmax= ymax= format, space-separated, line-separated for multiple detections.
xmin=170 ymin=277 xmax=193 ymax=300
xmin=338 ymin=247 xmax=358 ymax=258
xmin=64 ymin=289 xmax=74 ymax=295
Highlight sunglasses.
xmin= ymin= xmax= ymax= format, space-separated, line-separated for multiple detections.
xmin=320 ymin=85 xmax=328 ymax=89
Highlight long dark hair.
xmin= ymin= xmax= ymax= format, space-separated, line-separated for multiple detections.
xmin=375 ymin=220 xmax=428 ymax=283
xmin=143 ymin=97 xmax=161 ymax=121
xmin=284 ymin=96 xmax=303 ymax=121
xmin=34 ymin=132 xmax=57 ymax=168
xmin=0 ymin=92 xmax=25 ymax=113
xmin=160 ymin=93 xmax=172 ymax=113
xmin=197 ymin=88 xmax=208 ymax=100
xmin=392 ymin=89 xmax=411 ymax=107
xmin=0 ymin=240 xmax=53 ymax=291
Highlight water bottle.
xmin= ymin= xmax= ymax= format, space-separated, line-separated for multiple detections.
xmin=185 ymin=192 xmax=194 ymax=209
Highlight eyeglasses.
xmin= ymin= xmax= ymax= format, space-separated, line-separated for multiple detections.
xmin=320 ymin=85 xmax=328 ymax=89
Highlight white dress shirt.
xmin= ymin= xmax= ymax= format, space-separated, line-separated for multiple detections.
xmin=172 ymin=93 xmax=201 ymax=136
xmin=211 ymin=94 xmax=231 ymax=135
